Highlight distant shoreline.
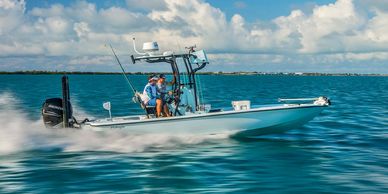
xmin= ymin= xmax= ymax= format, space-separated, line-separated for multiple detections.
xmin=0 ymin=71 xmax=386 ymax=76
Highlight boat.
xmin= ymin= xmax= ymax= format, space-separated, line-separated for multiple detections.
xmin=41 ymin=40 xmax=330 ymax=138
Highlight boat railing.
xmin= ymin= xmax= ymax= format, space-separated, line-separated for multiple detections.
xmin=278 ymin=98 xmax=319 ymax=102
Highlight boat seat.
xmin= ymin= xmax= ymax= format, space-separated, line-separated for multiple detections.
xmin=134 ymin=92 xmax=157 ymax=118
xmin=145 ymin=106 xmax=156 ymax=116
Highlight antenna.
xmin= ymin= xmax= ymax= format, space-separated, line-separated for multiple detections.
xmin=132 ymin=37 xmax=146 ymax=55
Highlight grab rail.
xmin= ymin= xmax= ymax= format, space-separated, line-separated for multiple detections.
xmin=278 ymin=98 xmax=319 ymax=102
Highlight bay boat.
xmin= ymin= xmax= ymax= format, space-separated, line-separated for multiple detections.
xmin=41 ymin=40 xmax=330 ymax=138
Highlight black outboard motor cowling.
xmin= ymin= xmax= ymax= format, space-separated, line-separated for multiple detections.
xmin=41 ymin=98 xmax=72 ymax=128
xmin=41 ymin=75 xmax=83 ymax=129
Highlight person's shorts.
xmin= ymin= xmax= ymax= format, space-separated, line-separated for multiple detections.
xmin=160 ymin=95 xmax=167 ymax=105
xmin=147 ymin=98 xmax=157 ymax=106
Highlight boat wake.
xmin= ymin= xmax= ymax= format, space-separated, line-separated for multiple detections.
xmin=0 ymin=92 xmax=229 ymax=155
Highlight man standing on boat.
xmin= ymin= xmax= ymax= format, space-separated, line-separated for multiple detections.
xmin=142 ymin=75 xmax=162 ymax=117
xmin=157 ymin=74 xmax=175 ymax=117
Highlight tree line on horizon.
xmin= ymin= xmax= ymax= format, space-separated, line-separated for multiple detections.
xmin=0 ymin=70 xmax=385 ymax=76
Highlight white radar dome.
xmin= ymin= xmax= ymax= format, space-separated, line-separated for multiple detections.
xmin=142 ymin=42 xmax=159 ymax=53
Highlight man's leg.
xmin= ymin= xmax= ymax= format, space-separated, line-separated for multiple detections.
xmin=156 ymin=99 xmax=162 ymax=117
xmin=163 ymin=104 xmax=171 ymax=117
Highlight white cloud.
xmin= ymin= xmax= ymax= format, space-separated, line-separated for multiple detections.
xmin=73 ymin=22 xmax=90 ymax=38
xmin=68 ymin=55 xmax=113 ymax=65
xmin=0 ymin=0 xmax=387 ymax=73
xmin=0 ymin=0 xmax=25 ymax=35
xmin=0 ymin=0 xmax=24 ymax=10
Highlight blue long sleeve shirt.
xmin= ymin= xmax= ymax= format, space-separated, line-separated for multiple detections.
xmin=143 ymin=83 xmax=159 ymax=100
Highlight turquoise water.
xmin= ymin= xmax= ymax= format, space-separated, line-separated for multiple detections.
xmin=0 ymin=75 xmax=387 ymax=193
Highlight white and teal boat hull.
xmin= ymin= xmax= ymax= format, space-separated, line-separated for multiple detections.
xmin=84 ymin=103 xmax=328 ymax=138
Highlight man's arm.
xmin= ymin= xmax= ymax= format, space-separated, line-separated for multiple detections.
xmin=146 ymin=86 xmax=153 ymax=98
xmin=167 ymin=74 xmax=177 ymax=86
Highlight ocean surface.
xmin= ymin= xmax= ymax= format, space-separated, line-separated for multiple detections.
xmin=0 ymin=74 xmax=387 ymax=193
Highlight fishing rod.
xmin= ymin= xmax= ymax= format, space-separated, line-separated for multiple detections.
xmin=108 ymin=44 xmax=137 ymax=94
xmin=108 ymin=44 xmax=153 ymax=117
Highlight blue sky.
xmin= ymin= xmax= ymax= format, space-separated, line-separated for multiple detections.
xmin=207 ymin=0 xmax=336 ymax=20
xmin=1 ymin=0 xmax=388 ymax=73
xmin=26 ymin=0 xmax=337 ymax=21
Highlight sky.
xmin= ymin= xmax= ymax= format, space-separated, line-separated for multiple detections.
xmin=1 ymin=0 xmax=388 ymax=73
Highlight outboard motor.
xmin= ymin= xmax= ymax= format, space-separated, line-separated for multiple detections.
xmin=41 ymin=75 xmax=74 ymax=128
xmin=42 ymin=98 xmax=72 ymax=128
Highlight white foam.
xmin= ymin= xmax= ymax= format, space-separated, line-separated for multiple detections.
xmin=0 ymin=92 xmax=228 ymax=155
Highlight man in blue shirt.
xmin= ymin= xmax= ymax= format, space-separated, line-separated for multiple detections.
xmin=142 ymin=75 xmax=162 ymax=117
